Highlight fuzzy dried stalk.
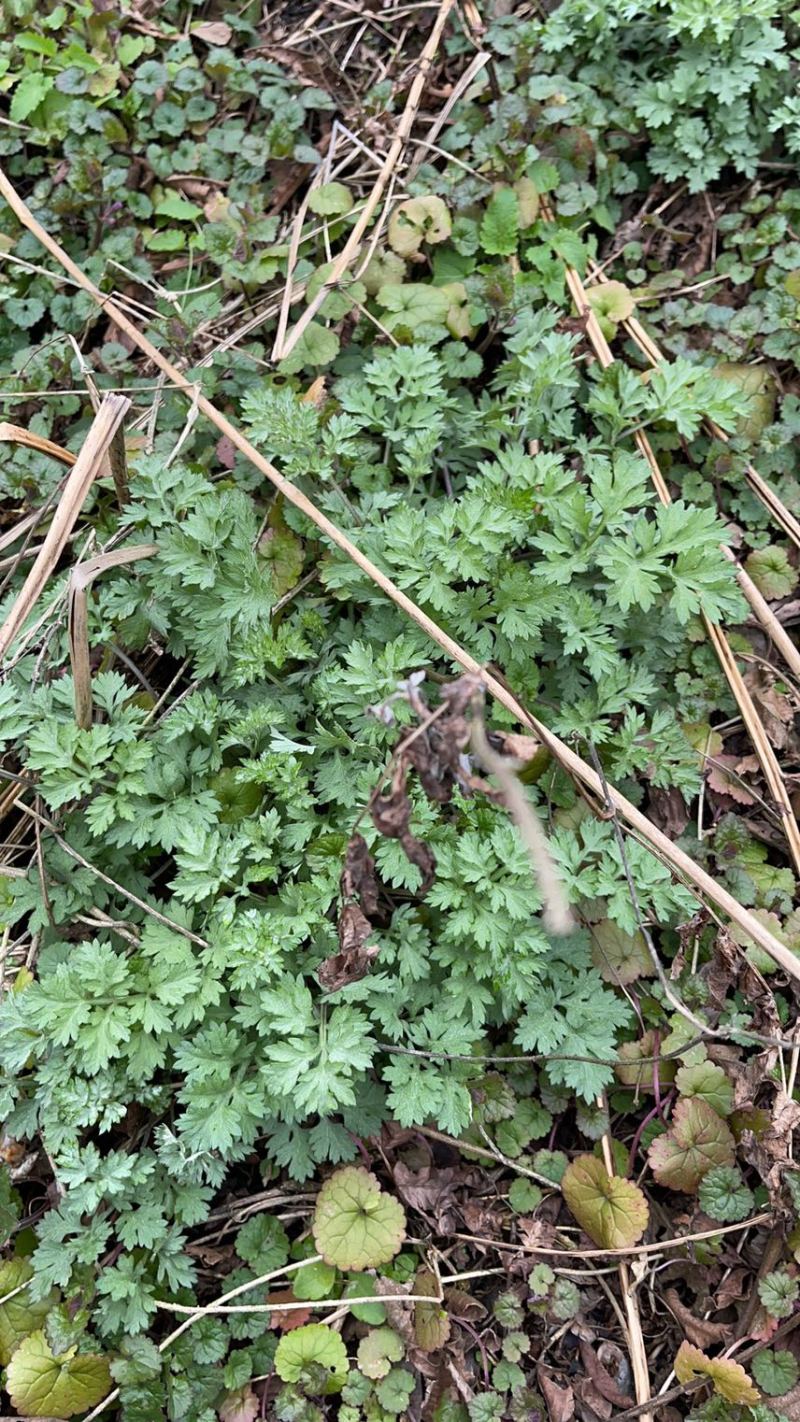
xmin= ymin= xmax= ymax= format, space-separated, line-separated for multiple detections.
xmin=469 ymin=712 xmax=573 ymax=935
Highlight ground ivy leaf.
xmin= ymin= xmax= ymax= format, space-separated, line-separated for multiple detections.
xmin=235 ymin=1214 xmax=290 ymax=1273
xmin=647 ymin=1098 xmax=735 ymax=1192
xmin=744 ymin=545 xmax=798 ymax=600
xmin=308 ymin=182 xmax=354 ymax=216
xmin=586 ymin=280 xmax=635 ymax=338
xmin=697 ymin=1165 xmax=754 ymax=1223
xmin=6 ymin=1330 xmax=112 ymax=1419
xmin=752 ymin=1348 xmax=800 ymax=1397
xmin=674 ymin=1341 xmax=759 ymax=1405
xmin=388 ymin=196 xmax=451 ymax=256
xmin=279 ymin=323 xmax=340 ymax=374
xmin=758 ymin=1269 xmax=799 ymax=1320
xmin=0 ymin=1260 xmax=54 ymax=1366
xmin=590 ymin=920 xmax=653 ymax=986
xmin=313 ymin=1167 xmax=406 ymax=1270
xmin=356 ymin=1326 xmax=405 ymax=1379
xmin=561 ymin=1155 xmax=648 ymax=1248
xmin=413 ymin=1268 xmax=450 ymax=1352
xmin=274 ymin=1324 xmax=348 ymax=1393
xmin=674 ymin=1062 xmax=734 ymax=1118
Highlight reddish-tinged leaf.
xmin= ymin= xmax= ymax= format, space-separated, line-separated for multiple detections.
xmin=648 ymin=1098 xmax=735 ymax=1192
xmin=674 ymin=1342 xmax=759 ymax=1405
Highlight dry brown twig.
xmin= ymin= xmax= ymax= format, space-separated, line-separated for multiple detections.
xmin=0 ymin=395 xmax=130 ymax=662
xmin=3 ymin=170 xmax=800 ymax=978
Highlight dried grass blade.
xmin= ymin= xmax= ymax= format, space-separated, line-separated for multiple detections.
xmin=0 ymin=422 xmax=75 ymax=466
xmin=68 ymin=544 xmax=157 ymax=728
xmin=0 ymin=394 xmax=130 ymax=662
xmin=3 ymin=170 xmax=799 ymax=978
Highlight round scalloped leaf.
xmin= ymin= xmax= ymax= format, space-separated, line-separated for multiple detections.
xmin=752 ymin=1349 xmax=800 ymax=1397
xmin=674 ymin=1063 xmax=734 ymax=1118
xmin=744 ymin=545 xmax=798 ymax=601
xmin=0 ymin=1259 xmax=55 ymax=1366
xmin=561 ymin=1155 xmax=648 ymax=1249
xmin=674 ymin=1342 xmax=759 ymax=1406
xmin=6 ymin=1331 xmax=112 ymax=1419
xmin=586 ymin=280 xmax=635 ymax=338
xmin=590 ymin=920 xmax=653 ymax=986
xmin=356 ymin=1327 xmax=405 ymax=1379
xmin=648 ymin=1098 xmax=735 ymax=1193
xmin=274 ymin=1324 xmax=348 ymax=1394
xmin=313 ymin=1167 xmax=406 ymax=1271
xmin=697 ymin=1165 xmax=754 ymax=1223
xmin=388 ymin=197 xmax=451 ymax=257
xmin=308 ymin=182 xmax=354 ymax=217
xmin=235 ymin=1214 xmax=290 ymax=1273
xmin=413 ymin=1268 xmax=450 ymax=1353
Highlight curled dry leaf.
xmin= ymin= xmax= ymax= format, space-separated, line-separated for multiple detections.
xmin=318 ymin=903 xmax=379 ymax=992
xmin=413 ymin=1268 xmax=450 ymax=1353
xmin=341 ymin=833 xmax=381 ymax=918
xmin=578 ymin=1340 xmax=633 ymax=1407
xmin=663 ymin=1289 xmax=731 ymax=1349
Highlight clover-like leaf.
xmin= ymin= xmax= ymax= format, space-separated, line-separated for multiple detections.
xmin=313 ymin=1166 xmax=406 ymax=1270
xmin=274 ymin=1324 xmax=348 ymax=1394
xmin=357 ymin=1327 xmax=405 ymax=1379
xmin=698 ymin=1165 xmax=754 ymax=1223
xmin=308 ymin=182 xmax=354 ymax=217
xmin=752 ymin=1348 xmax=800 ymax=1397
xmin=561 ymin=1155 xmax=649 ymax=1249
xmin=674 ymin=1063 xmax=734 ymax=1118
xmin=6 ymin=1330 xmax=112 ymax=1419
xmin=388 ymin=196 xmax=451 ymax=256
xmin=590 ymin=920 xmax=653 ymax=986
xmin=745 ymin=545 xmax=798 ymax=601
xmin=413 ymin=1268 xmax=450 ymax=1352
xmin=674 ymin=1342 xmax=759 ymax=1405
xmin=648 ymin=1098 xmax=735 ymax=1192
